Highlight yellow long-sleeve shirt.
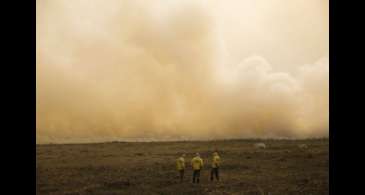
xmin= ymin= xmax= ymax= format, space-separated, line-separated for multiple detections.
xmin=211 ymin=154 xmax=221 ymax=168
xmin=191 ymin=156 xmax=204 ymax=170
xmin=176 ymin=157 xmax=185 ymax=170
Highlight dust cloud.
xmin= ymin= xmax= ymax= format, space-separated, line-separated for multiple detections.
xmin=37 ymin=0 xmax=328 ymax=144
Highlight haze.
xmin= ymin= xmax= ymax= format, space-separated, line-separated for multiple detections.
xmin=36 ymin=0 xmax=329 ymax=144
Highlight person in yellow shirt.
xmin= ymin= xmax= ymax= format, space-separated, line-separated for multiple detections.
xmin=176 ymin=154 xmax=186 ymax=182
xmin=191 ymin=153 xmax=204 ymax=183
xmin=210 ymin=151 xmax=221 ymax=181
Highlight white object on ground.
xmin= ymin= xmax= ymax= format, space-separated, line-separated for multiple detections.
xmin=254 ymin=143 xmax=266 ymax=149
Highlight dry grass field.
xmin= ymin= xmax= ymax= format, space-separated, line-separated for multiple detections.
xmin=36 ymin=139 xmax=328 ymax=195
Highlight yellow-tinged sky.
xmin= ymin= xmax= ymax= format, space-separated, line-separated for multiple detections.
xmin=37 ymin=0 xmax=328 ymax=143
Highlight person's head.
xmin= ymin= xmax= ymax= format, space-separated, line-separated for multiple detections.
xmin=196 ymin=153 xmax=200 ymax=157
xmin=213 ymin=152 xmax=218 ymax=156
xmin=181 ymin=154 xmax=186 ymax=157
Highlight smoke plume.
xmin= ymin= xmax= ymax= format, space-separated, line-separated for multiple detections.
xmin=37 ymin=0 xmax=328 ymax=143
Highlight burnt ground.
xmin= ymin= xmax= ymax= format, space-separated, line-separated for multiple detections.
xmin=36 ymin=139 xmax=328 ymax=195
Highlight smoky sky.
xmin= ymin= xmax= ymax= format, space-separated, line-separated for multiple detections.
xmin=36 ymin=0 xmax=329 ymax=144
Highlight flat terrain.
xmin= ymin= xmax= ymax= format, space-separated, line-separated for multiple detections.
xmin=36 ymin=139 xmax=328 ymax=195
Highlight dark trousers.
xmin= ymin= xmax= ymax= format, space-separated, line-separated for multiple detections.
xmin=192 ymin=170 xmax=201 ymax=183
xmin=179 ymin=169 xmax=184 ymax=182
xmin=210 ymin=167 xmax=219 ymax=181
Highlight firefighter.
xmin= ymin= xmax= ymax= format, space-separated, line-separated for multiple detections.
xmin=176 ymin=154 xmax=186 ymax=182
xmin=210 ymin=151 xmax=221 ymax=181
xmin=191 ymin=153 xmax=204 ymax=183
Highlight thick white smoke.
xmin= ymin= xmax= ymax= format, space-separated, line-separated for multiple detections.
xmin=36 ymin=0 xmax=328 ymax=143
